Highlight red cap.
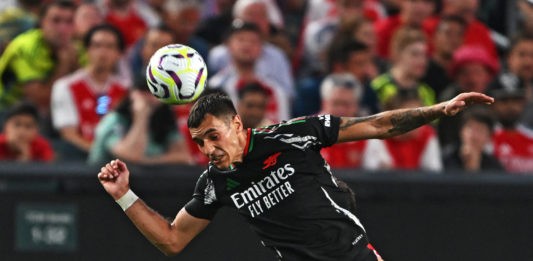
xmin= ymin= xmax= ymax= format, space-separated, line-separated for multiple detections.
xmin=449 ymin=45 xmax=499 ymax=78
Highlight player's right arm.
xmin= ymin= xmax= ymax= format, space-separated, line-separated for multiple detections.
xmin=97 ymin=159 xmax=209 ymax=255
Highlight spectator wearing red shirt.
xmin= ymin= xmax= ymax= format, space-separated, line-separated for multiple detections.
xmin=363 ymin=90 xmax=442 ymax=172
xmin=0 ymin=103 xmax=53 ymax=162
xmin=319 ymin=73 xmax=369 ymax=168
xmin=51 ymin=24 xmax=128 ymax=159
xmin=375 ymin=0 xmax=435 ymax=59
xmin=489 ymin=83 xmax=533 ymax=174
xmin=424 ymin=0 xmax=498 ymax=63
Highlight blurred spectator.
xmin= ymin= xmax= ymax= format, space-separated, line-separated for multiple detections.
xmin=371 ymin=26 xmax=435 ymax=108
xmin=517 ymin=0 xmax=533 ymax=34
xmin=438 ymin=45 xmax=498 ymax=149
xmin=424 ymin=0 xmax=498 ymax=63
xmin=319 ymin=73 xmax=370 ymax=168
xmin=422 ymin=15 xmax=466 ymax=98
xmin=0 ymin=0 xmax=78 ymax=116
xmin=196 ymin=0 xmax=237 ymax=46
xmin=489 ymin=83 xmax=533 ymax=174
xmin=103 ymin=0 xmax=147 ymax=48
xmin=162 ymin=0 xmax=209 ymax=60
xmin=301 ymin=0 xmax=365 ymax=75
xmin=74 ymin=3 xmax=103 ymax=42
xmin=135 ymin=0 xmax=165 ymax=27
xmin=73 ymin=2 xmax=104 ymax=66
xmin=443 ymin=107 xmax=504 ymax=172
xmin=0 ymin=102 xmax=53 ymax=162
xmin=328 ymin=40 xmax=380 ymax=115
xmin=237 ymin=81 xmax=273 ymax=128
xmin=209 ymin=20 xmax=290 ymax=123
xmin=51 ymin=24 xmax=128 ymax=160
xmin=488 ymin=33 xmax=533 ymax=128
xmin=0 ymin=0 xmax=40 ymax=53
xmin=364 ymin=90 xmax=442 ymax=172
xmin=128 ymin=24 xmax=175 ymax=77
xmin=208 ymin=0 xmax=294 ymax=98
xmin=331 ymin=18 xmax=387 ymax=73
xmin=88 ymin=79 xmax=192 ymax=165
xmin=375 ymin=0 xmax=435 ymax=60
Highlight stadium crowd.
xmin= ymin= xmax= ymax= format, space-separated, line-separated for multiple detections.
xmin=0 ymin=0 xmax=532 ymax=174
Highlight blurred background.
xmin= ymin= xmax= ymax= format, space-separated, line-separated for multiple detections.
xmin=1 ymin=0 xmax=533 ymax=260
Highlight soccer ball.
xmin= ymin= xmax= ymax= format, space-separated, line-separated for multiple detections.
xmin=146 ymin=44 xmax=208 ymax=104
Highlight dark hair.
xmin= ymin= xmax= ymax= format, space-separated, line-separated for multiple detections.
xmin=327 ymin=40 xmax=370 ymax=72
xmin=223 ymin=19 xmax=262 ymax=42
xmin=238 ymin=82 xmax=271 ymax=100
xmin=508 ymin=32 xmax=533 ymax=55
xmin=115 ymin=88 xmax=177 ymax=146
xmin=83 ymin=24 xmax=126 ymax=52
xmin=437 ymin=15 xmax=467 ymax=32
xmin=187 ymin=92 xmax=237 ymax=128
xmin=4 ymin=102 xmax=39 ymax=123
xmin=39 ymin=0 xmax=77 ymax=21
xmin=460 ymin=107 xmax=496 ymax=133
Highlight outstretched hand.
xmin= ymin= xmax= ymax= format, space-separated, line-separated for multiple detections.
xmin=97 ymin=159 xmax=131 ymax=200
xmin=443 ymin=92 xmax=494 ymax=116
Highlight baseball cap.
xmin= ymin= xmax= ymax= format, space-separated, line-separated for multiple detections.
xmin=487 ymin=75 xmax=525 ymax=99
xmin=449 ymin=45 xmax=499 ymax=77
xmin=226 ymin=19 xmax=261 ymax=38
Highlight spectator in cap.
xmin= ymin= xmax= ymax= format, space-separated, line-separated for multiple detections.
xmin=488 ymin=33 xmax=533 ymax=129
xmin=489 ymin=82 xmax=533 ymax=174
xmin=443 ymin=107 xmax=504 ymax=173
xmin=0 ymin=102 xmax=54 ymax=162
xmin=438 ymin=45 xmax=499 ymax=150
xmin=319 ymin=73 xmax=371 ymax=168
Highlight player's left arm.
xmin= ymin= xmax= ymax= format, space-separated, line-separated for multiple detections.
xmin=337 ymin=92 xmax=494 ymax=143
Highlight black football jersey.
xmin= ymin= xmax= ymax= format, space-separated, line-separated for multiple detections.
xmin=185 ymin=115 xmax=378 ymax=261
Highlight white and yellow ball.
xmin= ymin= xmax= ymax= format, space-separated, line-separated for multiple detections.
xmin=146 ymin=44 xmax=207 ymax=104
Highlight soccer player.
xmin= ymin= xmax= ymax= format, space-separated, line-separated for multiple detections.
xmin=98 ymin=91 xmax=493 ymax=260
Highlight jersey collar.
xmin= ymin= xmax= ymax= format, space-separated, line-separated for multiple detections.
xmin=243 ymin=128 xmax=253 ymax=157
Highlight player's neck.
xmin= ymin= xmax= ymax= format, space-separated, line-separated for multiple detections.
xmin=232 ymin=128 xmax=250 ymax=165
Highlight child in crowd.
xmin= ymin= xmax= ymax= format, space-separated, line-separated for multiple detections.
xmin=0 ymin=102 xmax=54 ymax=161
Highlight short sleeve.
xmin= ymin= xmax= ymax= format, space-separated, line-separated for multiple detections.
xmin=277 ymin=115 xmax=340 ymax=149
xmin=51 ymin=77 xmax=79 ymax=129
xmin=184 ymin=172 xmax=220 ymax=220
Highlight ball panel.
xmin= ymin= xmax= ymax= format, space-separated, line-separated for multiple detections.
xmin=145 ymin=44 xmax=207 ymax=104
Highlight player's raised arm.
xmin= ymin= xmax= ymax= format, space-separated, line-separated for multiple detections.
xmin=97 ymin=159 xmax=209 ymax=255
xmin=337 ymin=92 xmax=494 ymax=143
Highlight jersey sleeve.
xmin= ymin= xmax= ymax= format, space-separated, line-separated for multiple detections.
xmin=280 ymin=115 xmax=340 ymax=149
xmin=184 ymin=172 xmax=220 ymax=220
xmin=51 ymin=77 xmax=79 ymax=129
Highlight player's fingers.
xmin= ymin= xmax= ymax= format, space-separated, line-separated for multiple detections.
xmin=105 ymin=163 xmax=118 ymax=177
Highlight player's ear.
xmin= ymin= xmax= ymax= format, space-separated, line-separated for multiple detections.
xmin=232 ymin=114 xmax=243 ymax=131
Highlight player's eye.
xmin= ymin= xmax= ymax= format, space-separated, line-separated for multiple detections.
xmin=209 ymin=134 xmax=219 ymax=141
xmin=193 ymin=138 xmax=204 ymax=147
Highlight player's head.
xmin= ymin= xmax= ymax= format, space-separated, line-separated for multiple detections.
xmin=188 ymin=92 xmax=245 ymax=169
